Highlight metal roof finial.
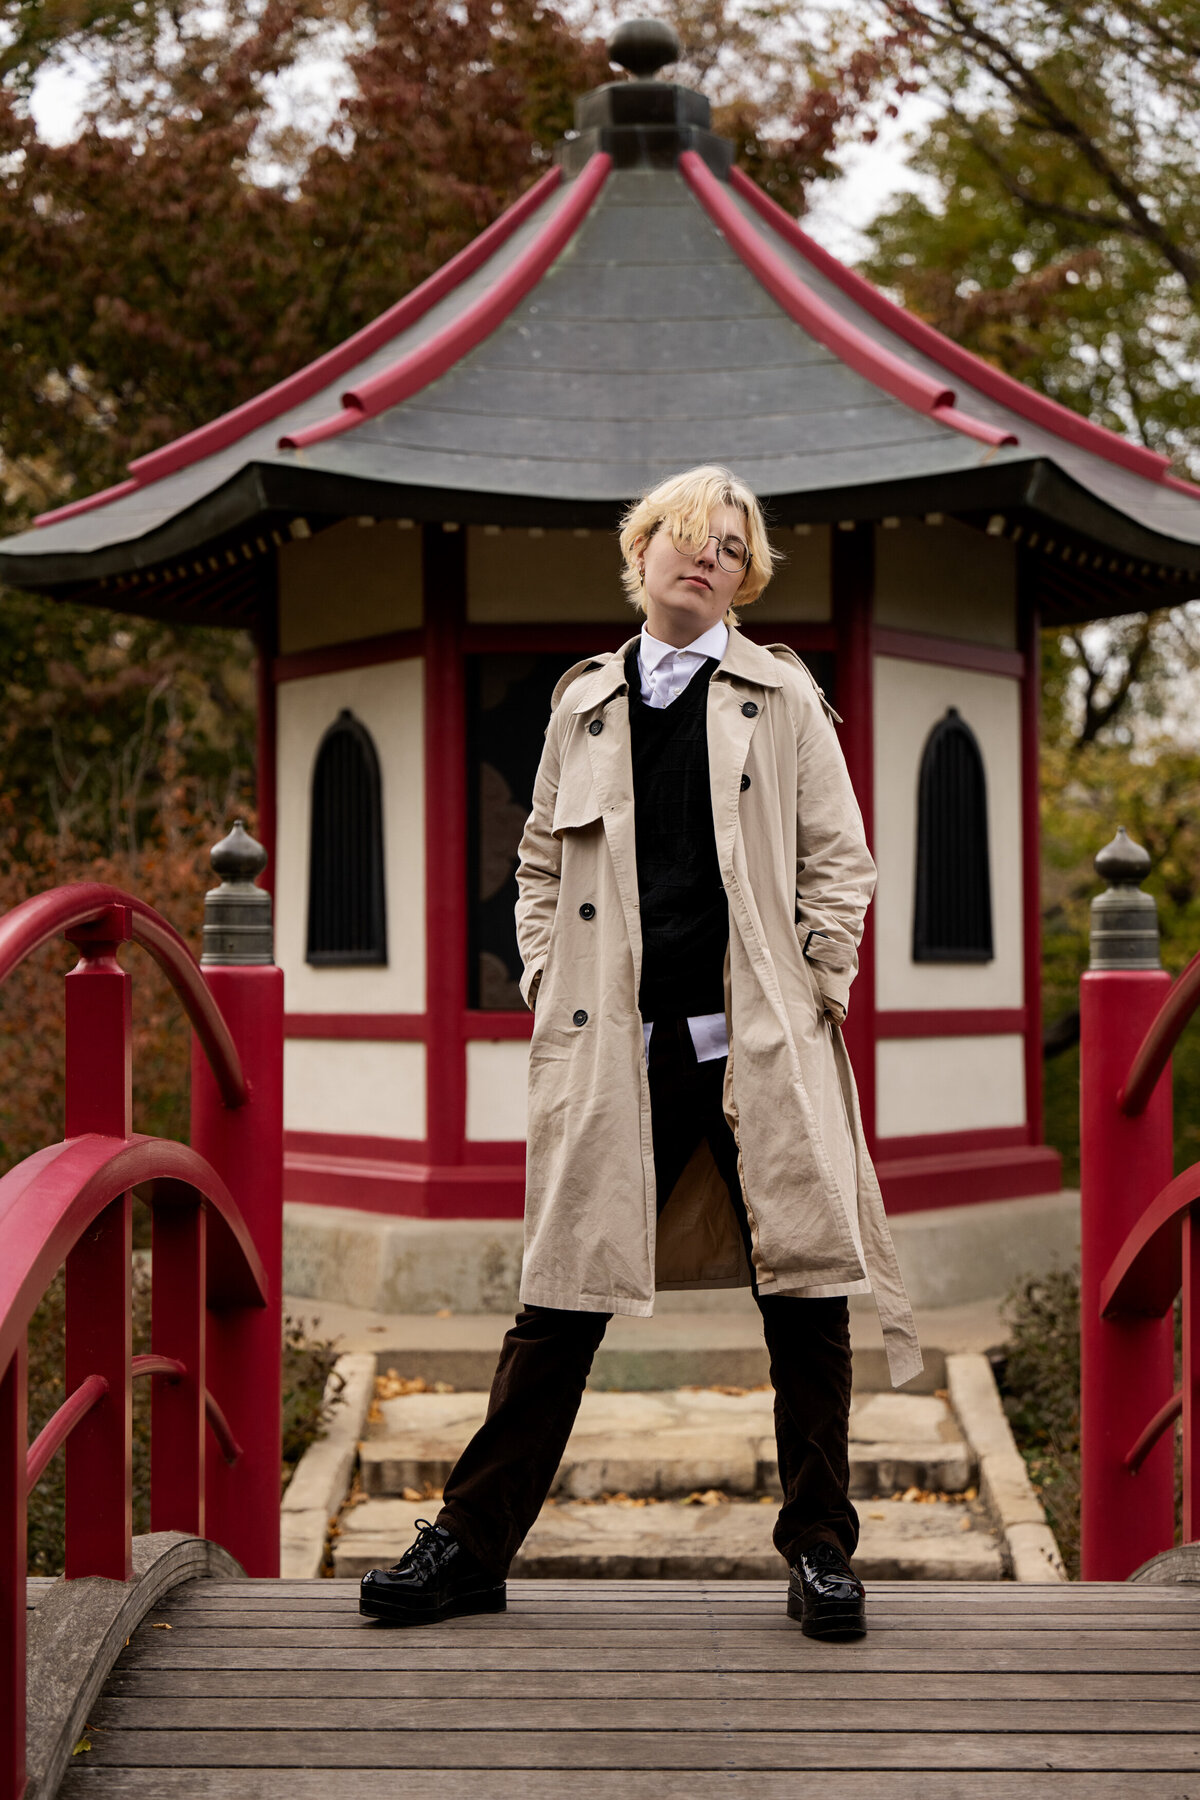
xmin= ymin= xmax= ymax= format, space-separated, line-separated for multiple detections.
xmin=607 ymin=18 xmax=681 ymax=79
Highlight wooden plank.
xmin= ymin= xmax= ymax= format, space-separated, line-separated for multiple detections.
xmin=65 ymin=1727 xmax=1200 ymax=1769
xmin=141 ymin=1605 xmax=1200 ymax=1631
xmin=116 ymin=1625 xmax=1200 ymax=1652
xmin=104 ymin=1668 xmax=1200 ymax=1702
xmin=105 ymin=1643 xmax=1200 ymax=1674
xmin=56 ymin=1767 xmax=1183 ymax=1799
xmin=88 ymin=1695 xmax=1198 ymax=1734
xmin=167 ymin=1588 xmax=1200 ymax=1610
xmin=172 ymin=1581 xmax=1200 ymax=1610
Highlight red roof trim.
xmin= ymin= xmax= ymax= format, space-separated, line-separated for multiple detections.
xmin=129 ymin=167 xmax=564 ymax=485
xmin=729 ymin=166 xmax=1172 ymax=487
xmin=682 ymin=154 xmax=1014 ymax=452
xmin=34 ymin=168 xmax=564 ymax=529
xmin=36 ymin=479 xmax=140 ymax=529
xmin=282 ymin=153 xmax=613 ymax=453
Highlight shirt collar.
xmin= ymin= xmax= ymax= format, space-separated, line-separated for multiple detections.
xmin=639 ymin=620 xmax=729 ymax=672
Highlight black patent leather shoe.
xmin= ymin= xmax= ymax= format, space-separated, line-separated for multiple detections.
xmin=359 ymin=1519 xmax=506 ymax=1626
xmin=787 ymin=1541 xmax=866 ymax=1640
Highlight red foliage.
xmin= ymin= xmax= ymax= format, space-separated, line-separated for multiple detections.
xmin=0 ymin=791 xmax=254 ymax=1171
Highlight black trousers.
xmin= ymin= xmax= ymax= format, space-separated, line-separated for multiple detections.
xmin=436 ymin=1019 xmax=858 ymax=1577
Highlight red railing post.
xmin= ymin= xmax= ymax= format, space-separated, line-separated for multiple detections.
xmin=190 ymin=823 xmax=283 ymax=1577
xmin=1080 ymin=830 xmax=1175 ymax=1579
xmin=63 ymin=906 xmax=134 ymax=1582
xmin=150 ymin=1197 xmax=206 ymax=1536
xmin=1184 ymin=1207 xmax=1200 ymax=1543
xmin=2 ymin=1337 xmax=27 ymax=1800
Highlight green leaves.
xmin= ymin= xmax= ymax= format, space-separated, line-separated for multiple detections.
xmin=853 ymin=1 xmax=1200 ymax=477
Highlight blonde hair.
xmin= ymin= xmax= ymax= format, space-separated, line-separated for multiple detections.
xmin=618 ymin=465 xmax=779 ymax=618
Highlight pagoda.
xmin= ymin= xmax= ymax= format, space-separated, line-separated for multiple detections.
xmin=3 ymin=18 xmax=1197 ymax=1219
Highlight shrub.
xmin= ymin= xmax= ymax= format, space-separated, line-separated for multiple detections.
xmin=1000 ymin=1267 xmax=1082 ymax=1580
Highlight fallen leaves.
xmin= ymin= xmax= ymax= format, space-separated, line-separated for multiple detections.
xmin=375 ymin=1371 xmax=456 ymax=1401
xmin=150 ymin=1622 xmax=172 ymax=1630
xmin=681 ymin=1384 xmax=771 ymax=1397
xmin=888 ymin=1486 xmax=978 ymax=1505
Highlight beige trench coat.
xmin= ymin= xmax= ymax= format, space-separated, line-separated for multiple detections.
xmin=514 ymin=628 xmax=922 ymax=1389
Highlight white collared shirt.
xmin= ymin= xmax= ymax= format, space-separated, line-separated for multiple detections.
xmin=637 ymin=619 xmax=729 ymax=710
xmin=636 ymin=621 xmax=731 ymax=1064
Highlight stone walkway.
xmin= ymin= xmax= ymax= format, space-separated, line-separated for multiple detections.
xmin=336 ymin=1382 xmax=1002 ymax=1581
xmin=276 ymin=1293 xmax=1026 ymax=1583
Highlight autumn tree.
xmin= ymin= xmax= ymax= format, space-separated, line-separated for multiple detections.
xmin=832 ymin=0 xmax=1200 ymax=472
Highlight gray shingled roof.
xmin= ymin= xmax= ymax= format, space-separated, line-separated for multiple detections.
xmin=2 ymin=156 xmax=1197 ymax=609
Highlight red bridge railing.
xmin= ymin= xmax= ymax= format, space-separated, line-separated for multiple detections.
xmin=0 ymin=823 xmax=283 ymax=1800
xmin=1080 ymin=826 xmax=1198 ymax=1579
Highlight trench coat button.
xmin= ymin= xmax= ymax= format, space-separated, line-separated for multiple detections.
xmin=741 ymin=700 xmax=759 ymax=718
xmin=588 ymin=719 xmax=603 ymax=736
xmin=579 ymin=903 xmax=596 ymax=920
xmin=740 ymin=773 xmax=751 ymax=791
xmin=572 ymin=1009 xmax=589 ymax=1027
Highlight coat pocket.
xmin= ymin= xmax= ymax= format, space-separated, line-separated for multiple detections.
xmin=552 ymin=761 xmax=603 ymax=835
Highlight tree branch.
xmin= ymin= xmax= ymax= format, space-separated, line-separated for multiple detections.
xmin=939 ymin=0 xmax=1200 ymax=292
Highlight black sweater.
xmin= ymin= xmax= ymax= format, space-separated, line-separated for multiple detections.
xmin=626 ymin=646 xmax=729 ymax=1021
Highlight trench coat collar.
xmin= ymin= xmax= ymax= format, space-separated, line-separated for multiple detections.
xmin=570 ymin=627 xmax=785 ymax=716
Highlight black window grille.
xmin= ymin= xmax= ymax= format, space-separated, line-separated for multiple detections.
xmin=306 ymin=709 xmax=387 ymax=966
xmin=466 ymin=654 xmax=568 ymax=1009
xmin=913 ymin=707 xmax=993 ymax=963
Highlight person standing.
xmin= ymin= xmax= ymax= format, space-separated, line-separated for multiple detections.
xmin=360 ymin=466 xmax=921 ymax=1637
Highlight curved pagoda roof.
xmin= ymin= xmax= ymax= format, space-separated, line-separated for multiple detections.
xmin=3 ymin=34 xmax=1199 ymax=628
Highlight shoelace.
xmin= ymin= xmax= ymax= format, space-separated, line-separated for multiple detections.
xmin=802 ymin=1543 xmax=860 ymax=1590
xmin=390 ymin=1518 xmax=445 ymax=1577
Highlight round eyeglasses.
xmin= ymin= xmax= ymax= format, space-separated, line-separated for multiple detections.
xmin=670 ymin=528 xmax=752 ymax=575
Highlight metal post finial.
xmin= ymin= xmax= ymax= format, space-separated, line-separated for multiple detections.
xmin=202 ymin=818 xmax=274 ymax=966
xmin=1089 ymin=826 xmax=1159 ymax=970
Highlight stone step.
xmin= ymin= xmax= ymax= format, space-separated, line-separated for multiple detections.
xmin=334 ymin=1496 xmax=1004 ymax=1582
xmin=360 ymin=1388 xmax=975 ymax=1502
xmin=284 ymin=1297 xmax=1014 ymax=1394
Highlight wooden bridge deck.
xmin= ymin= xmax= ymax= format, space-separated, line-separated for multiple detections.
xmin=61 ymin=1578 xmax=1200 ymax=1798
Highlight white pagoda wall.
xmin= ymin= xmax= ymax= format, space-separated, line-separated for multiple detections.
xmin=275 ymin=655 xmax=426 ymax=1140
xmin=466 ymin=1042 xmax=530 ymax=1141
xmin=871 ymin=520 xmax=1025 ymax=1141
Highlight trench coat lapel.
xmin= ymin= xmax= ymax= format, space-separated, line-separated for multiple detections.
xmin=708 ymin=627 xmax=784 ymax=874
xmin=575 ymin=645 xmax=643 ymax=988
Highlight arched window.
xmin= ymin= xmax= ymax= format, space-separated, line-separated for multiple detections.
xmin=306 ymin=709 xmax=387 ymax=966
xmin=913 ymin=707 xmax=993 ymax=963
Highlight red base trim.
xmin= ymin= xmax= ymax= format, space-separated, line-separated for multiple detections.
xmin=284 ymin=1126 xmax=1061 ymax=1219
xmin=286 ymin=1130 xmax=425 ymax=1160
xmin=878 ymin=1145 xmax=1063 ymax=1214
xmin=873 ymin=628 xmax=1025 ymax=679
xmin=463 ymin=1012 xmax=534 ymax=1041
xmin=274 ymin=629 xmax=423 ymax=684
xmin=876 ymin=1009 xmax=1026 ymax=1039
xmin=284 ymin=1014 xmax=426 ymax=1041
xmin=875 ymin=1124 xmax=1030 ymax=1160
xmin=284 ymin=1149 xmax=525 ymax=1218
